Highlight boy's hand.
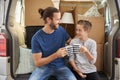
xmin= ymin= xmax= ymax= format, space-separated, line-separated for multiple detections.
xmin=78 ymin=72 xmax=87 ymax=78
xmin=80 ymin=46 xmax=94 ymax=61
xmin=74 ymin=68 xmax=87 ymax=78
xmin=55 ymin=48 xmax=68 ymax=58
xmin=80 ymin=46 xmax=88 ymax=53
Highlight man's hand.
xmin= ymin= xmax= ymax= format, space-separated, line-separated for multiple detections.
xmin=55 ymin=48 xmax=68 ymax=58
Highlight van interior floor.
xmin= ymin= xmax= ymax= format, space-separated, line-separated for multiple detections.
xmin=14 ymin=71 xmax=108 ymax=80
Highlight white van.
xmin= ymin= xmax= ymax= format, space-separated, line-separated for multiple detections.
xmin=0 ymin=0 xmax=120 ymax=80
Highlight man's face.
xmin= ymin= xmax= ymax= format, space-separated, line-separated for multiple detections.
xmin=75 ymin=24 xmax=88 ymax=39
xmin=50 ymin=12 xmax=61 ymax=30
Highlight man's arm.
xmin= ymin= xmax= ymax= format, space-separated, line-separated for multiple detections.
xmin=33 ymin=48 xmax=67 ymax=67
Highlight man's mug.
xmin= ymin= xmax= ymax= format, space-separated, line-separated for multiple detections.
xmin=65 ymin=45 xmax=73 ymax=56
xmin=73 ymin=44 xmax=81 ymax=54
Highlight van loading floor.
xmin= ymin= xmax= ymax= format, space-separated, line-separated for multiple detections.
xmin=15 ymin=72 xmax=108 ymax=80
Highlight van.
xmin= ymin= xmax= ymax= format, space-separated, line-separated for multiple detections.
xmin=0 ymin=0 xmax=120 ymax=80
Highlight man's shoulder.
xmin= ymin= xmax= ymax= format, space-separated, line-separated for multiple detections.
xmin=32 ymin=29 xmax=42 ymax=39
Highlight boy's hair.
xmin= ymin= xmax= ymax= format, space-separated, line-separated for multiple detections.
xmin=38 ymin=7 xmax=60 ymax=23
xmin=77 ymin=20 xmax=92 ymax=31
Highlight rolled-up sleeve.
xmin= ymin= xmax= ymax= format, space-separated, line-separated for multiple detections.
xmin=31 ymin=36 xmax=41 ymax=53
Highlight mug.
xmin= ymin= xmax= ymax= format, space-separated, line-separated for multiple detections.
xmin=65 ymin=45 xmax=73 ymax=56
xmin=73 ymin=44 xmax=81 ymax=54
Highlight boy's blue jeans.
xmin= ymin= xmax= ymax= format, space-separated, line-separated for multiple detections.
xmin=29 ymin=66 xmax=77 ymax=80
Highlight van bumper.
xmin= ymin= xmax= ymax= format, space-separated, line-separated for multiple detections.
xmin=0 ymin=57 xmax=10 ymax=76
xmin=114 ymin=58 xmax=120 ymax=80
xmin=0 ymin=75 xmax=13 ymax=80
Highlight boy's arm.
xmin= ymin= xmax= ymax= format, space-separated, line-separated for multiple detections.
xmin=70 ymin=60 xmax=87 ymax=78
xmin=80 ymin=41 xmax=97 ymax=64
xmin=80 ymin=46 xmax=94 ymax=61
xmin=84 ymin=48 xmax=94 ymax=61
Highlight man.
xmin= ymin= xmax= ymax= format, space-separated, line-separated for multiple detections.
xmin=29 ymin=7 xmax=77 ymax=80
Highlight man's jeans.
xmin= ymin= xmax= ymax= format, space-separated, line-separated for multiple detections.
xmin=29 ymin=66 xmax=77 ymax=80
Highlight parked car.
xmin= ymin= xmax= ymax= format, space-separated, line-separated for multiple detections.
xmin=0 ymin=0 xmax=120 ymax=80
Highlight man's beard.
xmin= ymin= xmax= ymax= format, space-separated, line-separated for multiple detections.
xmin=50 ymin=23 xmax=58 ymax=30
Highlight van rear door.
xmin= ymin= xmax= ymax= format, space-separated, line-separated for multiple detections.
xmin=0 ymin=0 xmax=19 ymax=79
xmin=103 ymin=0 xmax=120 ymax=80
xmin=7 ymin=0 xmax=20 ymax=78
xmin=113 ymin=0 xmax=120 ymax=80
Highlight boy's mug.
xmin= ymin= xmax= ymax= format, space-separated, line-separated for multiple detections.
xmin=73 ymin=44 xmax=81 ymax=54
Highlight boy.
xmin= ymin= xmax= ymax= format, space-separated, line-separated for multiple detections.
xmin=69 ymin=20 xmax=100 ymax=80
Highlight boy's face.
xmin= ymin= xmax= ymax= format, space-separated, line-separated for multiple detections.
xmin=75 ymin=24 xmax=88 ymax=39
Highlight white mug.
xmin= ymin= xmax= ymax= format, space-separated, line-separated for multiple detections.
xmin=73 ymin=44 xmax=81 ymax=54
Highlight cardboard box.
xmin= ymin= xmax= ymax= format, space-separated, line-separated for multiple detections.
xmin=95 ymin=44 xmax=104 ymax=71
xmin=60 ymin=0 xmax=98 ymax=2
xmin=60 ymin=2 xmax=105 ymax=43
xmin=25 ymin=0 xmax=54 ymax=26
xmin=0 ymin=57 xmax=10 ymax=75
